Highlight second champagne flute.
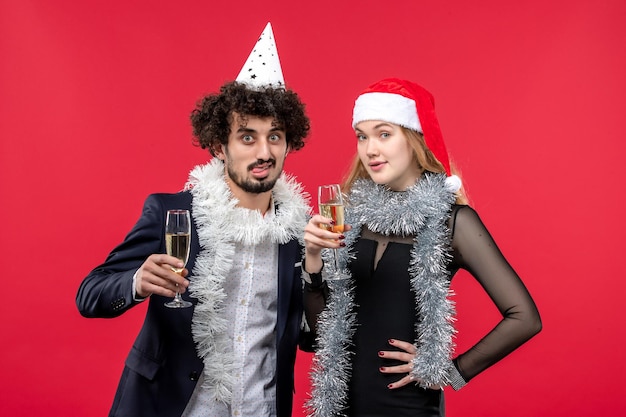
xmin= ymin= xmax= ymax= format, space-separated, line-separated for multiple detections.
xmin=318 ymin=184 xmax=345 ymax=277
xmin=164 ymin=209 xmax=192 ymax=309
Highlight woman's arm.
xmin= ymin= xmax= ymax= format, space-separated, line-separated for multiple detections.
xmin=449 ymin=205 xmax=542 ymax=383
xmin=300 ymin=214 xmax=346 ymax=349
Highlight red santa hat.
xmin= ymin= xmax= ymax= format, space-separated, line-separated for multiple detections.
xmin=352 ymin=78 xmax=461 ymax=192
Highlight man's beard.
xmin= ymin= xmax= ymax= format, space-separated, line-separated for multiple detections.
xmin=226 ymin=158 xmax=281 ymax=194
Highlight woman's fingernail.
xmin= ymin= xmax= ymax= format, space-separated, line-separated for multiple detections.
xmin=330 ymin=220 xmax=336 ymax=225
xmin=339 ymin=235 xmax=345 ymax=239
xmin=389 ymin=339 xmax=395 ymax=343
xmin=387 ymin=384 xmax=393 ymax=389
xmin=378 ymin=351 xmax=384 ymax=357
xmin=379 ymin=367 xmax=385 ymax=372
xmin=339 ymin=242 xmax=346 ymax=247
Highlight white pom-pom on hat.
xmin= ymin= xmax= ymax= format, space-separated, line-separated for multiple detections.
xmin=445 ymin=175 xmax=462 ymax=193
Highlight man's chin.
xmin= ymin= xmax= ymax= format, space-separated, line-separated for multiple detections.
xmin=240 ymin=177 xmax=278 ymax=194
xmin=226 ymin=163 xmax=282 ymax=194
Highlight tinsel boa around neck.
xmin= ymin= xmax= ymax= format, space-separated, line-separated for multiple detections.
xmin=184 ymin=159 xmax=310 ymax=403
xmin=307 ymin=173 xmax=457 ymax=417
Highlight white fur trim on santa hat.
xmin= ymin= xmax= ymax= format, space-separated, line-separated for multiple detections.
xmin=352 ymin=92 xmax=422 ymax=131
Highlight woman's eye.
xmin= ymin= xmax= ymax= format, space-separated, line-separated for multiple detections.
xmin=356 ymin=134 xmax=366 ymax=141
xmin=380 ymin=132 xmax=390 ymax=139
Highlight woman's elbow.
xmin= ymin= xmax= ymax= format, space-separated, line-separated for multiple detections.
xmin=531 ymin=312 xmax=542 ymax=336
xmin=524 ymin=308 xmax=542 ymax=339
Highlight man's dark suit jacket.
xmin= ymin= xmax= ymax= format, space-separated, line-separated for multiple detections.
xmin=77 ymin=191 xmax=307 ymax=417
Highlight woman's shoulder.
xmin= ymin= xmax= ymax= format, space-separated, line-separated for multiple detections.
xmin=451 ymin=203 xmax=478 ymax=218
xmin=449 ymin=204 xmax=483 ymax=237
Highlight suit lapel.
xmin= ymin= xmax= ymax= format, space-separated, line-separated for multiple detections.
xmin=276 ymin=240 xmax=298 ymax=344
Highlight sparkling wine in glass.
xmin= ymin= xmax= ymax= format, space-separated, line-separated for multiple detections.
xmin=164 ymin=209 xmax=192 ymax=308
xmin=318 ymin=184 xmax=345 ymax=277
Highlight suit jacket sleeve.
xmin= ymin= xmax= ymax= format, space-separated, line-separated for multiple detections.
xmin=76 ymin=194 xmax=167 ymax=318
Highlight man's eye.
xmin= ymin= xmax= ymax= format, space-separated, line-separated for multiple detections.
xmin=242 ymin=135 xmax=254 ymax=143
xmin=269 ymin=134 xmax=281 ymax=142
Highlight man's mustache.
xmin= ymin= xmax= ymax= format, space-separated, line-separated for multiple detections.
xmin=248 ymin=159 xmax=276 ymax=170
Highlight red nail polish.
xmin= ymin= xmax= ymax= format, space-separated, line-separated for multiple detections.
xmin=339 ymin=242 xmax=346 ymax=247
xmin=388 ymin=384 xmax=393 ymax=389
xmin=330 ymin=220 xmax=336 ymax=225
xmin=389 ymin=339 xmax=395 ymax=344
xmin=378 ymin=351 xmax=384 ymax=356
xmin=339 ymin=235 xmax=345 ymax=239
xmin=379 ymin=367 xmax=385 ymax=371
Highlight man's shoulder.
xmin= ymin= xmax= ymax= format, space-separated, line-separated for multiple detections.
xmin=146 ymin=190 xmax=192 ymax=203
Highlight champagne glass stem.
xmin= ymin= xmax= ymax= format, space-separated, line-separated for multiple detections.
xmin=172 ymin=289 xmax=184 ymax=305
xmin=333 ymin=248 xmax=340 ymax=273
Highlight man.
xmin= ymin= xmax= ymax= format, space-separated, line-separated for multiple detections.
xmin=76 ymin=23 xmax=312 ymax=417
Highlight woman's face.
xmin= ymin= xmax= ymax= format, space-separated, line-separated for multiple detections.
xmin=355 ymin=120 xmax=421 ymax=191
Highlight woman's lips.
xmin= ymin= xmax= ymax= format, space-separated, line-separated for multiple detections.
xmin=368 ymin=161 xmax=385 ymax=172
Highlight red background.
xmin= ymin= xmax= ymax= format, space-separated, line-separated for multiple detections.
xmin=1 ymin=1 xmax=625 ymax=415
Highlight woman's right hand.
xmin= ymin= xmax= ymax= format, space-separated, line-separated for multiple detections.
xmin=303 ymin=215 xmax=349 ymax=272
xmin=304 ymin=215 xmax=347 ymax=252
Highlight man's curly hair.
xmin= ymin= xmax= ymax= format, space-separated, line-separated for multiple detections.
xmin=190 ymin=81 xmax=310 ymax=156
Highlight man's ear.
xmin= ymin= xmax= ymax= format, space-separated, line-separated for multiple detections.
xmin=214 ymin=144 xmax=226 ymax=160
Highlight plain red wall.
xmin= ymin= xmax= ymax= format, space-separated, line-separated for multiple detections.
xmin=1 ymin=0 xmax=625 ymax=415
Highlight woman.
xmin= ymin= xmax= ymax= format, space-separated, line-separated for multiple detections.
xmin=303 ymin=78 xmax=541 ymax=417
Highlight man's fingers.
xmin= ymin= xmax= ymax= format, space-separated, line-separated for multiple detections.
xmin=137 ymin=256 xmax=189 ymax=297
xmin=146 ymin=253 xmax=186 ymax=271
xmin=140 ymin=279 xmax=178 ymax=298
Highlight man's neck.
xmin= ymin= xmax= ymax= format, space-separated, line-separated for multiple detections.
xmin=228 ymin=184 xmax=273 ymax=214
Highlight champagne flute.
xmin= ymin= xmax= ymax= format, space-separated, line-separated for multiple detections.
xmin=164 ymin=209 xmax=192 ymax=309
xmin=318 ymin=184 xmax=345 ymax=278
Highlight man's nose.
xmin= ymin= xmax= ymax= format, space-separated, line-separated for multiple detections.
xmin=256 ymin=137 xmax=272 ymax=159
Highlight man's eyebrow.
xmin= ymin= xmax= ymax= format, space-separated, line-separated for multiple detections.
xmin=236 ymin=126 xmax=256 ymax=133
xmin=234 ymin=123 xmax=285 ymax=134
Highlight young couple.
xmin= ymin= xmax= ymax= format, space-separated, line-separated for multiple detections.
xmin=77 ymin=23 xmax=541 ymax=417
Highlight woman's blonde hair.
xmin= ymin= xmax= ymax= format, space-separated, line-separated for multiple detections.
xmin=342 ymin=126 xmax=468 ymax=205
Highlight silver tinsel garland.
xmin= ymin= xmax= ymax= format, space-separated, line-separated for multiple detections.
xmin=307 ymin=173 xmax=457 ymax=417
xmin=185 ymin=159 xmax=310 ymax=403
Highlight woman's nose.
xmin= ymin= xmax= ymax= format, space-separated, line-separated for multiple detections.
xmin=366 ymin=139 xmax=379 ymax=156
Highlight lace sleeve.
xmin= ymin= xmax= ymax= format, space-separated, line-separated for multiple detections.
xmin=449 ymin=205 xmax=542 ymax=382
xmin=301 ymin=258 xmax=329 ymax=352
